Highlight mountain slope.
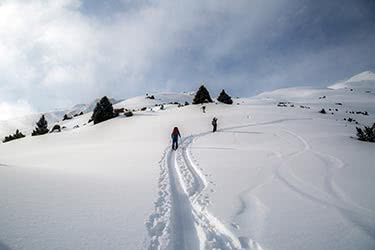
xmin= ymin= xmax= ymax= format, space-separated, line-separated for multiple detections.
xmin=329 ymin=71 xmax=375 ymax=90
xmin=0 ymin=74 xmax=374 ymax=250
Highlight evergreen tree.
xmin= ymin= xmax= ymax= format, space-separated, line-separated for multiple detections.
xmin=31 ymin=115 xmax=49 ymax=136
xmin=356 ymin=126 xmax=375 ymax=142
xmin=62 ymin=114 xmax=72 ymax=121
xmin=91 ymin=96 xmax=114 ymax=124
xmin=14 ymin=129 xmax=25 ymax=139
xmin=3 ymin=129 xmax=25 ymax=143
xmin=193 ymin=85 xmax=213 ymax=104
xmin=356 ymin=127 xmax=366 ymax=141
xmin=217 ymin=89 xmax=233 ymax=104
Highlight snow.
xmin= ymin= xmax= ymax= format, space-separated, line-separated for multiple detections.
xmin=114 ymin=92 xmax=193 ymax=110
xmin=346 ymin=71 xmax=375 ymax=82
xmin=0 ymin=97 xmax=121 ymax=138
xmin=328 ymin=71 xmax=375 ymax=90
xmin=0 ymin=111 xmax=65 ymax=138
xmin=0 ymin=74 xmax=374 ymax=250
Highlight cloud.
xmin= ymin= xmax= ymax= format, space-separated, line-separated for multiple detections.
xmin=0 ymin=0 xmax=373 ymax=113
xmin=0 ymin=100 xmax=35 ymax=121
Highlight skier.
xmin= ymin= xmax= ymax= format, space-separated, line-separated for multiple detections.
xmin=212 ymin=117 xmax=218 ymax=132
xmin=202 ymin=105 xmax=206 ymax=113
xmin=171 ymin=127 xmax=181 ymax=150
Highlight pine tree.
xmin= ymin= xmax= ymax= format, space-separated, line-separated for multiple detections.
xmin=91 ymin=96 xmax=114 ymax=124
xmin=192 ymin=85 xmax=213 ymax=104
xmin=217 ymin=89 xmax=233 ymax=104
xmin=2 ymin=129 xmax=26 ymax=143
xmin=356 ymin=126 xmax=375 ymax=142
xmin=14 ymin=129 xmax=25 ymax=139
xmin=31 ymin=115 xmax=49 ymax=136
xmin=62 ymin=114 xmax=72 ymax=121
xmin=356 ymin=127 xmax=366 ymax=141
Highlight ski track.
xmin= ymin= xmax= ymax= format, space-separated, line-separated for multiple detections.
xmin=226 ymin=121 xmax=375 ymax=239
xmin=146 ymin=118 xmax=309 ymax=250
xmin=146 ymin=148 xmax=172 ymax=250
xmin=146 ymin=117 xmax=375 ymax=249
xmin=147 ymin=132 xmax=265 ymax=249
xmin=277 ymin=130 xmax=375 ymax=239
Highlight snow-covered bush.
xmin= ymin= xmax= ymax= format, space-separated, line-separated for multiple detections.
xmin=32 ymin=115 xmax=49 ymax=136
xmin=217 ymin=89 xmax=233 ymax=104
xmin=3 ymin=129 xmax=25 ymax=143
xmin=356 ymin=124 xmax=375 ymax=142
xmin=91 ymin=96 xmax=114 ymax=125
xmin=193 ymin=85 xmax=213 ymax=104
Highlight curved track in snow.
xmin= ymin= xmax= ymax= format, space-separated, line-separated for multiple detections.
xmin=147 ymin=133 xmax=263 ymax=250
xmin=147 ymin=117 xmax=374 ymax=249
xmin=225 ymin=121 xmax=375 ymax=239
xmin=277 ymin=130 xmax=375 ymax=239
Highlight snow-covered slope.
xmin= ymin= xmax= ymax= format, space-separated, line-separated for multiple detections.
xmin=77 ymin=97 xmax=121 ymax=114
xmin=0 ymin=76 xmax=374 ymax=250
xmin=114 ymin=92 xmax=193 ymax=110
xmin=0 ymin=98 xmax=122 ymax=138
xmin=0 ymin=111 xmax=65 ymax=138
xmin=329 ymin=70 xmax=375 ymax=90
xmin=254 ymin=71 xmax=375 ymax=118
xmin=0 ymin=93 xmax=190 ymax=139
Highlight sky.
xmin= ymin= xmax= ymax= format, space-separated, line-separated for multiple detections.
xmin=0 ymin=0 xmax=374 ymax=119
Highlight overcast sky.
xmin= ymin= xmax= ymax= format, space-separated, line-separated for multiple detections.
xmin=0 ymin=0 xmax=374 ymax=119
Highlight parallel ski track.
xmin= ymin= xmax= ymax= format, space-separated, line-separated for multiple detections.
xmin=147 ymin=131 xmax=267 ymax=249
xmin=147 ymin=117 xmax=374 ymax=249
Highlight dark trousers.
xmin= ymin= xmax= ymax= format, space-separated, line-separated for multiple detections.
xmin=213 ymin=124 xmax=217 ymax=132
xmin=172 ymin=139 xmax=178 ymax=150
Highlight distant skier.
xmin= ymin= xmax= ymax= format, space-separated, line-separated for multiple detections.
xmin=171 ymin=127 xmax=181 ymax=150
xmin=212 ymin=117 xmax=218 ymax=132
xmin=202 ymin=105 xmax=206 ymax=113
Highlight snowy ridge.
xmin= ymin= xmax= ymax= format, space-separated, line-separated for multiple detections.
xmin=0 ymin=110 xmax=64 ymax=138
xmin=114 ymin=92 xmax=193 ymax=110
xmin=329 ymin=71 xmax=375 ymax=90
xmin=254 ymin=71 xmax=375 ymax=107
xmin=346 ymin=71 xmax=375 ymax=82
xmin=0 ymin=97 xmax=120 ymax=138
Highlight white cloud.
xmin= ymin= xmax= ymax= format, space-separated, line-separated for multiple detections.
xmin=0 ymin=0 xmax=373 ymax=111
xmin=0 ymin=100 xmax=35 ymax=121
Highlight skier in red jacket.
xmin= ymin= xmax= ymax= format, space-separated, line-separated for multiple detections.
xmin=171 ymin=127 xmax=181 ymax=150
